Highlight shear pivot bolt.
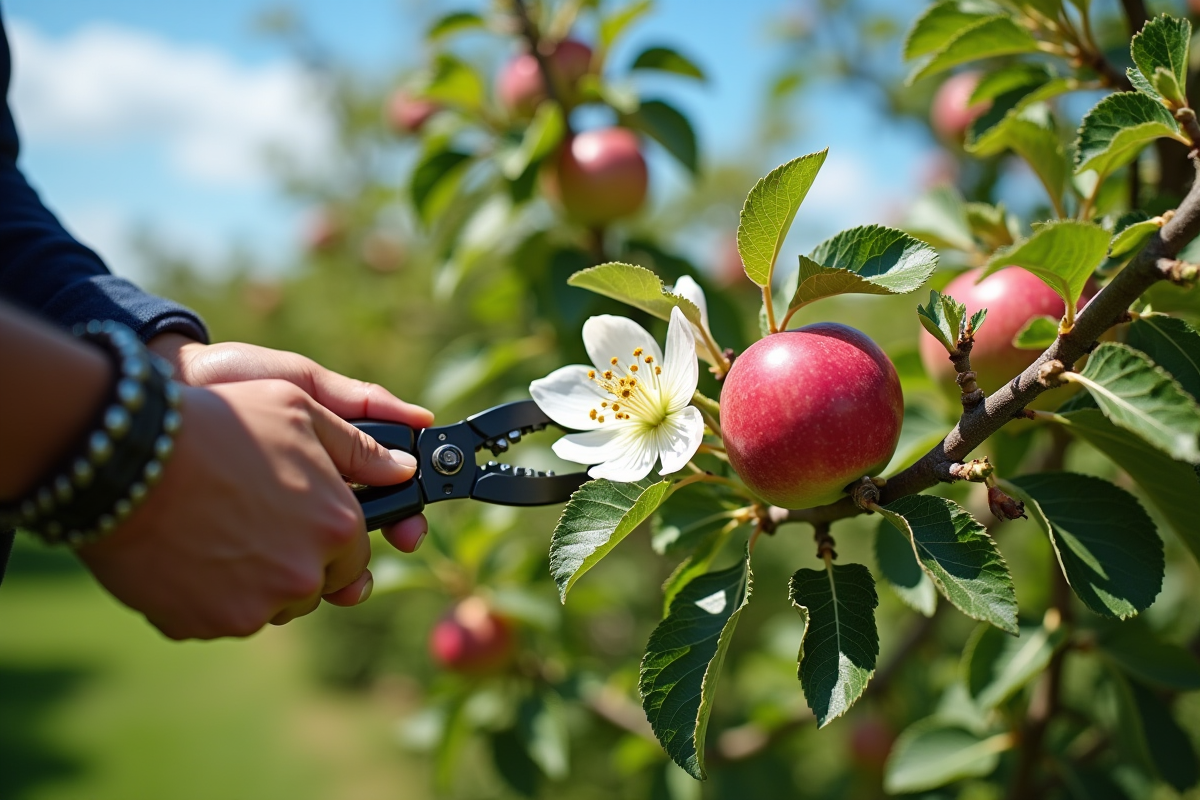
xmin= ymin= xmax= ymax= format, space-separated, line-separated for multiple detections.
xmin=432 ymin=444 xmax=464 ymax=476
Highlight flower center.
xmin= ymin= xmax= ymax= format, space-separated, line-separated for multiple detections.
xmin=586 ymin=347 xmax=664 ymax=424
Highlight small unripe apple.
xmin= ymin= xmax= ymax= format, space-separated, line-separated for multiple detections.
xmin=721 ymin=323 xmax=905 ymax=509
xmin=384 ymin=89 xmax=439 ymax=134
xmin=497 ymin=39 xmax=593 ymax=117
xmin=429 ymin=597 xmax=515 ymax=674
xmin=546 ymin=127 xmax=648 ymax=226
xmin=918 ymin=268 xmax=1096 ymax=409
xmin=930 ymin=71 xmax=990 ymax=143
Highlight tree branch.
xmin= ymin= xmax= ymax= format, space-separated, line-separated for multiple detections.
xmin=510 ymin=0 xmax=575 ymax=138
xmin=776 ymin=157 xmax=1200 ymax=527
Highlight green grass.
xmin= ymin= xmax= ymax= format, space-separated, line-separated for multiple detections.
xmin=0 ymin=544 xmax=430 ymax=800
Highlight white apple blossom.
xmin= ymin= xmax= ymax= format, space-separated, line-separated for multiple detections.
xmin=671 ymin=275 xmax=719 ymax=367
xmin=530 ymin=306 xmax=704 ymax=483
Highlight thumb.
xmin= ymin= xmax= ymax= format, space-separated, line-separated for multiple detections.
xmin=307 ymin=399 xmax=418 ymax=485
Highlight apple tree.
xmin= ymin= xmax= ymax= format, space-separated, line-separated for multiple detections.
xmin=152 ymin=0 xmax=1200 ymax=796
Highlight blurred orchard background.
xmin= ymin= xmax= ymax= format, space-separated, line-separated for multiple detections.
xmin=3 ymin=1 xmax=1200 ymax=799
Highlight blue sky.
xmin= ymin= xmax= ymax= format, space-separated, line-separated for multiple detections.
xmin=3 ymin=0 xmax=936 ymax=282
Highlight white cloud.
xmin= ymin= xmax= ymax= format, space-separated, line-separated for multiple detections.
xmin=6 ymin=18 xmax=333 ymax=188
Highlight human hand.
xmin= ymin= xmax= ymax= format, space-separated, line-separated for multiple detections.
xmin=148 ymin=334 xmax=434 ymax=554
xmin=77 ymin=380 xmax=427 ymax=640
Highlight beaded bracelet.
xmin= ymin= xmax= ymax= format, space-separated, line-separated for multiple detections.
xmin=0 ymin=321 xmax=182 ymax=547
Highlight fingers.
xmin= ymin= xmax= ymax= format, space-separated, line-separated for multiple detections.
xmin=323 ymin=569 xmax=373 ymax=607
xmin=382 ymin=514 xmax=429 ymax=553
xmin=270 ymin=593 xmax=323 ymax=626
xmin=306 ymin=399 xmax=419 ymax=486
xmin=299 ymin=358 xmax=435 ymax=428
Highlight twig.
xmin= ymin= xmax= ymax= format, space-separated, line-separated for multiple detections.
xmin=510 ymin=0 xmax=576 ymax=138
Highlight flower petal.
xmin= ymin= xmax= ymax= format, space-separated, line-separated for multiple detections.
xmin=530 ymin=365 xmax=607 ymax=430
xmin=672 ymin=275 xmax=709 ymax=329
xmin=551 ymin=426 xmax=629 ymax=466
xmin=582 ymin=315 xmax=662 ymax=374
xmin=588 ymin=429 xmax=658 ymax=483
xmin=660 ymin=306 xmax=699 ymax=413
xmin=656 ymin=406 xmax=705 ymax=475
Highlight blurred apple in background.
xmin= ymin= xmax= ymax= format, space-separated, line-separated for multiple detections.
xmin=497 ymin=38 xmax=593 ymax=117
xmin=384 ymin=89 xmax=440 ymax=135
xmin=930 ymin=71 xmax=990 ymax=144
xmin=303 ymin=207 xmax=346 ymax=253
xmin=429 ymin=597 xmax=516 ymax=674
xmin=545 ymin=127 xmax=648 ymax=226
xmin=360 ymin=231 xmax=405 ymax=274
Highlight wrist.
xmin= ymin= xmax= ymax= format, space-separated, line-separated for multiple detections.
xmin=147 ymin=333 xmax=206 ymax=384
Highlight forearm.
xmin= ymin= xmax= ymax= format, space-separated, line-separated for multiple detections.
xmin=0 ymin=302 xmax=113 ymax=500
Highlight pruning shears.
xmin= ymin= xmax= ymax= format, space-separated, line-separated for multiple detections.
xmin=350 ymin=400 xmax=588 ymax=530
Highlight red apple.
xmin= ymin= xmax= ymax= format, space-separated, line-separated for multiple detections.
xmin=546 ymin=127 xmax=648 ymax=226
xmin=918 ymin=267 xmax=1096 ymax=409
xmin=385 ymin=89 xmax=439 ymax=134
xmin=497 ymin=39 xmax=593 ymax=117
xmin=429 ymin=597 xmax=515 ymax=674
xmin=721 ymin=323 xmax=905 ymax=509
xmin=931 ymin=71 xmax=990 ymax=144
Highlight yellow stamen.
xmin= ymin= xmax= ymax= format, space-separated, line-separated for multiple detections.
xmin=589 ymin=409 xmax=598 ymax=420
xmin=655 ymin=366 xmax=662 ymax=375
xmin=604 ymin=371 xmax=613 ymax=380
xmin=597 ymin=415 xmax=605 ymax=423
xmin=630 ymin=364 xmax=639 ymax=372
xmin=610 ymin=357 xmax=619 ymax=366
xmin=611 ymin=403 xmax=620 ymax=412
xmin=587 ymin=370 xmax=595 ymax=378
xmin=644 ymin=355 xmax=654 ymax=364
xmin=633 ymin=348 xmax=643 ymax=357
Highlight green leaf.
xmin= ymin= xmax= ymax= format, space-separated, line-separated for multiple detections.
xmin=964 ymin=201 xmax=1019 ymax=250
xmin=410 ymin=148 xmax=473 ymax=224
xmin=426 ymin=11 xmax=485 ymax=41
xmin=789 ymin=562 xmax=880 ymax=727
xmin=737 ymin=149 xmax=829 ymax=288
xmin=640 ymin=553 xmax=752 ymax=780
xmin=907 ymin=16 xmax=1041 ymax=85
xmin=599 ymin=0 xmax=653 ymax=49
xmin=1127 ymin=315 xmax=1200 ymax=400
xmin=424 ymin=54 xmax=486 ymax=110
xmin=1122 ymin=677 xmax=1200 ymax=791
xmin=983 ymin=220 xmax=1110 ymax=321
xmin=1012 ymin=315 xmax=1059 ymax=349
xmin=500 ymin=102 xmax=564 ymax=179
xmin=567 ymin=262 xmax=703 ymax=328
xmin=969 ymin=104 xmax=1066 ymax=212
xmin=630 ymin=46 xmax=706 ymax=81
xmin=1070 ymin=342 xmax=1200 ymax=463
xmin=1130 ymin=14 xmax=1191 ymax=105
xmin=1057 ymin=409 xmax=1200 ymax=565
xmin=652 ymin=489 xmax=743 ymax=556
xmin=903 ymin=0 xmax=1003 ymax=60
xmin=917 ymin=289 xmax=984 ymax=353
xmin=1099 ymin=623 xmax=1200 ymax=690
xmin=1007 ymin=473 xmax=1164 ymax=619
xmin=962 ymin=621 xmax=1066 ymax=709
xmin=1109 ymin=216 xmax=1162 ymax=258
xmin=904 ymin=185 xmax=976 ymax=252
xmin=620 ymin=99 xmax=698 ymax=174
xmin=875 ymin=517 xmax=937 ymax=616
xmin=518 ymin=691 xmax=570 ymax=780
xmin=968 ymin=78 xmax=1075 ymax=154
xmin=877 ymin=495 xmax=1018 ymax=635
xmin=884 ymin=719 xmax=1012 ymax=793
xmin=660 ymin=520 xmax=741 ymax=614
xmin=1074 ymin=92 xmax=1187 ymax=178
xmin=491 ymin=728 xmax=539 ymax=797
xmin=782 ymin=225 xmax=939 ymax=318
xmin=550 ymin=478 xmax=671 ymax=601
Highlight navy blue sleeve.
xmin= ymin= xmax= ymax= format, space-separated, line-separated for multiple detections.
xmin=0 ymin=10 xmax=208 ymax=344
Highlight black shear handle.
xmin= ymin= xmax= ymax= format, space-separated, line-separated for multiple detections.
xmin=350 ymin=420 xmax=425 ymax=531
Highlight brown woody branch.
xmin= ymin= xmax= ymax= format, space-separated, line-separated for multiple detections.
xmin=776 ymin=156 xmax=1200 ymax=528
xmin=510 ymin=0 xmax=575 ymax=138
